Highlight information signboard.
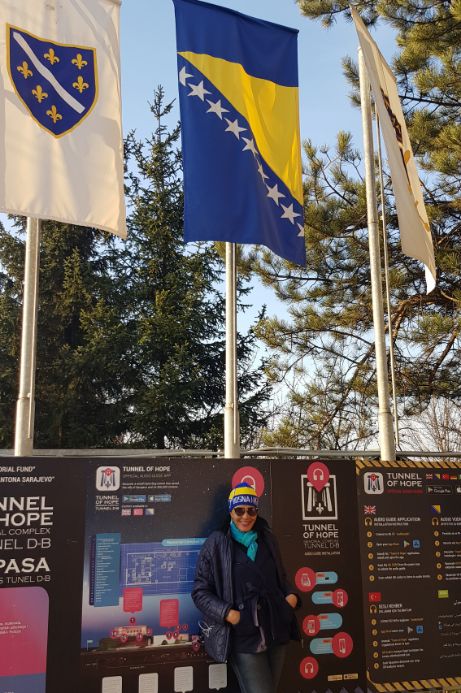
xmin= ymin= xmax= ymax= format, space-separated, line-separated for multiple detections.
xmin=356 ymin=459 xmax=461 ymax=693
xmin=1 ymin=456 xmax=460 ymax=693
xmin=80 ymin=458 xmax=263 ymax=692
xmin=0 ymin=458 xmax=87 ymax=693
xmin=0 ymin=458 xmax=266 ymax=692
xmin=271 ymin=458 xmax=367 ymax=692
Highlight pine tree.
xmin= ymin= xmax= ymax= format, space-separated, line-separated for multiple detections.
xmin=0 ymin=88 xmax=271 ymax=450
xmin=111 ymin=87 xmax=271 ymax=449
xmin=0 ymin=219 xmax=131 ymax=448
xmin=246 ymin=2 xmax=460 ymax=448
xmin=0 ymin=222 xmax=23 ymax=447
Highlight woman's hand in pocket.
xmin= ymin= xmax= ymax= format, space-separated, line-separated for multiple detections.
xmin=285 ymin=593 xmax=298 ymax=609
xmin=225 ymin=609 xmax=241 ymax=625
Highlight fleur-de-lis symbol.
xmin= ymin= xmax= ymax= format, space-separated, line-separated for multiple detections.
xmin=46 ymin=105 xmax=62 ymax=124
xmin=44 ymin=48 xmax=60 ymax=65
xmin=71 ymin=53 xmax=88 ymax=70
xmin=17 ymin=61 xmax=32 ymax=79
xmin=32 ymin=85 xmax=48 ymax=103
xmin=72 ymin=75 xmax=89 ymax=94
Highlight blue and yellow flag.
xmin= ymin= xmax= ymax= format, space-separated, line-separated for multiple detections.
xmin=173 ymin=0 xmax=305 ymax=265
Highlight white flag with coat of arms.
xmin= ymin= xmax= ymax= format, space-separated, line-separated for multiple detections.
xmin=351 ymin=6 xmax=436 ymax=293
xmin=0 ymin=0 xmax=126 ymax=237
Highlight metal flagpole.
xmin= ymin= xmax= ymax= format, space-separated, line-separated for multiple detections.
xmin=14 ymin=217 xmax=41 ymax=456
xmin=224 ymin=242 xmax=240 ymax=458
xmin=375 ymin=111 xmax=401 ymax=448
xmin=358 ymin=48 xmax=396 ymax=462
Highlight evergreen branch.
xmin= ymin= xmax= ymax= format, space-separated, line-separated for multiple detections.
xmin=401 ymin=93 xmax=461 ymax=108
xmin=427 ymin=328 xmax=459 ymax=390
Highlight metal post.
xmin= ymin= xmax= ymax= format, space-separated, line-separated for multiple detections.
xmin=224 ymin=242 xmax=240 ymax=458
xmin=375 ymin=112 xmax=401 ymax=448
xmin=14 ymin=218 xmax=41 ymax=456
xmin=358 ymin=48 xmax=396 ymax=462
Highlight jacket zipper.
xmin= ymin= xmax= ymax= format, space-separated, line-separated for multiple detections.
xmin=223 ymin=533 xmax=234 ymax=660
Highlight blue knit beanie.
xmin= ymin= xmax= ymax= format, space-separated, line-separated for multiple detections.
xmin=228 ymin=482 xmax=259 ymax=512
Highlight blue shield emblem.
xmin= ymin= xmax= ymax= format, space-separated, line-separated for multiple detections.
xmin=7 ymin=25 xmax=97 ymax=137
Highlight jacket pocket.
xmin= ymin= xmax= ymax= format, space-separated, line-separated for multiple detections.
xmin=277 ymin=594 xmax=296 ymax=625
xmin=199 ymin=619 xmax=230 ymax=663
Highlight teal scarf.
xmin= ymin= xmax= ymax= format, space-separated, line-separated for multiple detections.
xmin=230 ymin=520 xmax=258 ymax=561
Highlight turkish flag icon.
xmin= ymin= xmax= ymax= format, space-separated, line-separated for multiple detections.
xmin=368 ymin=592 xmax=382 ymax=603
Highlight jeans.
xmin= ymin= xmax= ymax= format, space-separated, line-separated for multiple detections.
xmin=230 ymin=644 xmax=287 ymax=693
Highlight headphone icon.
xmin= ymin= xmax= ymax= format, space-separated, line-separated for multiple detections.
xmin=241 ymin=475 xmax=256 ymax=490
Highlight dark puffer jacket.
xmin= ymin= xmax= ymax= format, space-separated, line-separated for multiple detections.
xmin=192 ymin=517 xmax=299 ymax=663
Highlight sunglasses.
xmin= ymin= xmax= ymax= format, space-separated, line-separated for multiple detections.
xmin=233 ymin=506 xmax=258 ymax=517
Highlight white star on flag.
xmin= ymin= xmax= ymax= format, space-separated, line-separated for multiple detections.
xmin=188 ymin=81 xmax=211 ymax=101
xmin=224 ymin=118 xmax=246 ymax=139
xmin=206 ymin=99 xmax=229 ymax=119
xmin=179 ymin=66 xmax=193 ymax=86
xmin=266 ymin=183 xmax=285 ymax=206
xmin=242 ymin=137 xmax=257 ymax=156
xmin=297 ymin=223 xmax=304 ymax=237
xmin=281 ymin=203 xmax=300 ymax=224
xmin=257 ymin=161 xmax=269 ymax=181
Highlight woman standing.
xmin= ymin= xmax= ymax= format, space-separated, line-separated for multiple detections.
xmin=192 ymin=482 xmax=300 ymax=693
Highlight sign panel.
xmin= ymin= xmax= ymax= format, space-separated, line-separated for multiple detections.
xmin=2 ymin=456 xmax=459 ymax=692
xmin=271 ymin=459 xmax=367 ymax=693
xmin=0 ymin=458 xmax=271 ymax=692
xmin=79 ymin=459 xmax=269 ymax=692
xmin=0 ymin=458 xmax=87 ymax=692
xmin=357 ymin=460 xmax=461 ymax=692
